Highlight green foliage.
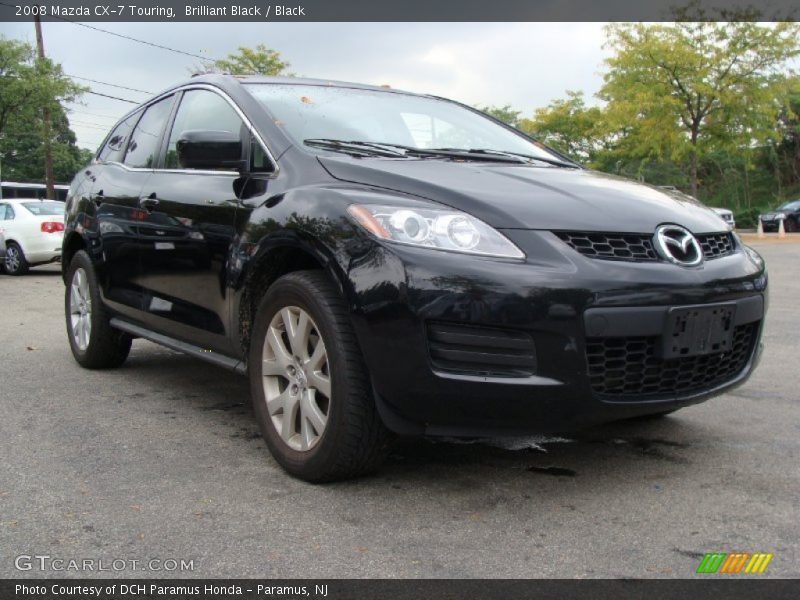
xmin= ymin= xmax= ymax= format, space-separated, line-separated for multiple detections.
xmin=477 ymin=104 xmax=521 ymax=127
xmin=518 ymin=91 xmax=606 ymax=164
xmin=1 ymin=105 xmax=93 ymax=182
xmin=201 ymin=44 xmax=290 ymax=76
xmin=0 ymin=37 xmax=87 ymax=184
xmin=598 ymin=21 xmax=800 ymax=195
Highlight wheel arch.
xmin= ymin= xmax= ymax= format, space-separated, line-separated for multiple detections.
xmin=236 ymin=238 xmax=352 ymax=357
xmin=61 ymin=232 xmax=87 ymax=282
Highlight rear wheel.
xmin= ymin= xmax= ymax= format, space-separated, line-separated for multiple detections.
xmin=249 ymin=271 xmax=392 ymax=482
xmin=65 ymin=250 xmax=132 ymax=369
xmin=785 ymin=218 xmax=797 ymax=233
xmin=4 ymin=242 xmax=29 ymax=276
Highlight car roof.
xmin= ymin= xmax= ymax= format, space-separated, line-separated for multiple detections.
xmin=153 ymin=73 xmax=425 ymax=102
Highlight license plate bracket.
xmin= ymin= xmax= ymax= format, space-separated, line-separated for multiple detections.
xmin=661 ymin=304 xmax=736 ymax=359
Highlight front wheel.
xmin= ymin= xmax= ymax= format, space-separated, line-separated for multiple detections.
xmin=65 ymin=250 xmax=132 ymax=369
xmin=249 ymin=271 xmax=392 ymax=482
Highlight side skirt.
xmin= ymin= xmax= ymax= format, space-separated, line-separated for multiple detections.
xmin=109 ymin=318 xmax=246 ymax=375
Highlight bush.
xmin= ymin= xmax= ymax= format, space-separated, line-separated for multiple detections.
xmin=734 ymin=207 xmax=769 ymax=229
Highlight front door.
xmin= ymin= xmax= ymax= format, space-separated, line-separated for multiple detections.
xmin=134 ymin=88 xmax=247 ymax=354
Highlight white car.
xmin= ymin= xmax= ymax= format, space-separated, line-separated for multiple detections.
xmin=711 ymin=207 xmax=735 ymax=229
xmin=0 ymin=199 xmax=65 ymax=275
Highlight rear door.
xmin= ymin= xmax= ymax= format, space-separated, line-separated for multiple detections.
xmin=91 ymin=97 xmax=177 ymax=319
xmin=133 ymin=87 xmax=248 ymax=354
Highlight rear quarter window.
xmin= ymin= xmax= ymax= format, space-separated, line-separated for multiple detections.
xmin=97 ymin=111 xmax=142 ymax=163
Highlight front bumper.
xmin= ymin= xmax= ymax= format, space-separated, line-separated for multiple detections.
xmin=347 ymin=230 xmax=767 ymax=436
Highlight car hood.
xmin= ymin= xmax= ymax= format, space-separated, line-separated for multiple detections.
xmin=319 ymin=156 xmax=728 ymax=233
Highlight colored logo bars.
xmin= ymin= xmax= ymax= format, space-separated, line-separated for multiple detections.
xmin=696 ymin=552 xmax=773 ymax=574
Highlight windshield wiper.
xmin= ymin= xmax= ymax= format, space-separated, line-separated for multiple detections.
xmin=304 ymin=138 xmax=407 ymax=158
xmin=431 ymin=148 xmax=579 ymax=168
xmin=304 ymin=139 xmax=579 ymax=168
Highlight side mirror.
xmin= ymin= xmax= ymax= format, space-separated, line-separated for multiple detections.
xmin=175 ymin=130 xmax=244 ymax=171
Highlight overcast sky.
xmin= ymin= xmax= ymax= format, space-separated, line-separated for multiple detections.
xmin=0 ymin=21 xmax=611 ymax=150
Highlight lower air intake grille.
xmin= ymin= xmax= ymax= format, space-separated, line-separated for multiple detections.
xmin=427 ymin=322 xmax=536 ymax=377
xmin=586 ymin=322 xmax=758 ymax=400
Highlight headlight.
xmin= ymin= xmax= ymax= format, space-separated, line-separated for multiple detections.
xmin=744 ymin=245 xmax=764 ymax=269
xmin=347 ymin=204 xmax=524 ymax=259
xmin=733 ymin=233 xmax=765 ymax=268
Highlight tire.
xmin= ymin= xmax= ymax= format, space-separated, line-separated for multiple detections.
xmin=4 ymin=242 xmax=29 ymax=276
xmin=65 ymin=250 xmax=132 ymax=369
xmin=785 ymin=219 xmax=797 ymax=233
xmin=249 ymin=270 xmax=392 ymax=482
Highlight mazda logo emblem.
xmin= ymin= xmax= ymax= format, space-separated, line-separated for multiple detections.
xmin=654 ymin=224 xmax=703 ymax=266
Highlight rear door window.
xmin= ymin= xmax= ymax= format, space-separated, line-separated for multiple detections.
xmin=123 ymin=96 xmax=175 ymax=169
xmin=0 ymin=204 xmax=15 ymax=220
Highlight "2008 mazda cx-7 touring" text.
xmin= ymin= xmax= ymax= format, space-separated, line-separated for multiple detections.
xmin=62 ymin=75 xmax=767 ymax=481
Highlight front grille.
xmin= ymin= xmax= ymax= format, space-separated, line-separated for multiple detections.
xmin=427 ymin=322 xmax=536 ymax=377
xmin=554 ymin=232 xmax=658 ymax=261
xmin=555 ymin=231 xmax=735 ymax=262
xmin=697 ymin=232 xmax=734 ymax=259
xmin=586 ymin=322 xmax=758 ymax=400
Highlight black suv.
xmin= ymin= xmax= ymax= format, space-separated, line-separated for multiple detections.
xmin=760 ymin=199 xmax=800 ymax=232
xmin=63 ymin=75 xmax=767 ymax=481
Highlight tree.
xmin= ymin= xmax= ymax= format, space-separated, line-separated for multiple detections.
xmin=518 ymin=91 xmax=606 ymax=163
xmin=599 ymin=21 xmax=800 ymax=196
xmin=477 ymin=104 xmax=521 ymax=127
xmin=1 ymin=104 xmax=93 ymax=182
xmin=0 ymin=37 xmax=87 ymax=183
xmin=201 ymin=44 xmax=290 ymax=76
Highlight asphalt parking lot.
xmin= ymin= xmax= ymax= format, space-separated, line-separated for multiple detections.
xmin=1 ymin=241 xmax=798 ymax=579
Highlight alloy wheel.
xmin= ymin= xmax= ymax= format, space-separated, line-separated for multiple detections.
xmin=262 ymin=306 xmax=331 ymax=452
xmin=5 ymin=247 xmax=20 ymax=273
xmin=69 ymin=268 xmax=92 ymax=351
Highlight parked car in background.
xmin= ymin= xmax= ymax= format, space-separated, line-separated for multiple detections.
xmin=711 ymin=207 xmax=735 ymax=229
xmin=760 ymin=200 xmax=800 ymax=232
xmin=62 ymin=75 xmax=767 ymax=482
xmin=0 ymin=199 xmax=65 ymax=275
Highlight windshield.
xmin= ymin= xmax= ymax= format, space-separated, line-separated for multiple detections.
xmin=778 ymin=200 xmax=800 ymax=211
xmin=245 ymin=84 xmax=562 ymax=161
xmin=22 ymin=201 xmax=64 ymax=216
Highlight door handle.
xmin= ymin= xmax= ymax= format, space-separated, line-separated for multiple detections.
xmin=139 ymin=193 xmax=159 ymax=212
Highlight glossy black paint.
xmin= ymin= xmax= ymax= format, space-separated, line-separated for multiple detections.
xmin=63 ymin=75 xmax=768 ymax=436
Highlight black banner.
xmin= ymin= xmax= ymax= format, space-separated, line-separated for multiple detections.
xmin=0 ymin=0 xmax=797 ymax=22
xmin=3 ymin=579 xmax=800 ymax=600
